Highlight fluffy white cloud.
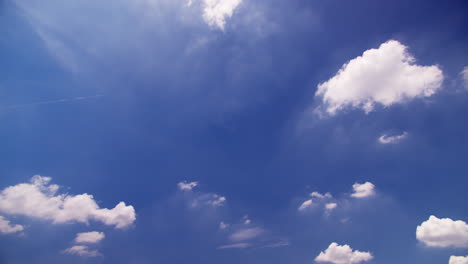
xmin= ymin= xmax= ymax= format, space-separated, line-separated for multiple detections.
xmin=298 ymin=199 xmax=313 ymax=211
xmin=311 ymin=192 xmax=333 ymax=199
xmin=416 ymin=216 xmax=468 ymax=248
xmin=0 ymin=216 xmax=24 ymax=234
xmin=63 ymin=245 xmax=101 ymax=257
xmin=178 ymin=181 xmax=198 ymax=191
xmin=315 ymin=242 xmax=373 ymax=264
xmin=202 ymin=0 xmax=242 ymax=30
xmin=351 ymin=182 xmax=375 ymax=198
xmin=0 ymin=175 xmax=136 ymax=229
xmin=75 ymin=231 xmax=105 ymax=244
xmin=325 ymin=203 xmax=337 ymax=211
xmin=461 ymin=67 xmax=468 ymax=90
xmin=229 ymin=227 xmax=265 ymax=242
xmin=316 ymin=40 xmax=444 ymax=115
xmin=378 ymin=132 xmax=408 ymax=144
xmin=450 ymin=256 xmax=468 ymax=264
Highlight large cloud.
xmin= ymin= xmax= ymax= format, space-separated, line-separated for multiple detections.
xmin=0 ymin=175 xmax=136 ymax=229
xmin=416 ymin=216 xmax=468 ymax=248
xmin=316 ymin=40 xmax=444 ymax=115
xmin=0 ymin=216 xmax=24 ymax=234
xmin=450 ymin=256 xmax=468 ymax=264
xmin=202 ymin=0 xmax=243 ymax=30
xmin=315 ymin=242 xmax=373 ymax=264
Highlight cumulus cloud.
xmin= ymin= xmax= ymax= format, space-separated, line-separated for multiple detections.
xmin=325 ymin=203 xmax=338 ymax=211
xmin=311 ymin=192 xmax=333 ymax=199
xmin=461 ymin=67 xmax=468 ymax=90
xmin=0 ymin=216 xmax=24 ymax=234
xmin=351 ymin=182 xmax=375 ymax=198
xmin=202 ymin=0 xmax=242 ymax=30
xmin=63 ymin=245 xmax=102 ymax=257
xmin=229 ymin=227 xmax=265 ymax=242
xmin=75 ymin=231 xmax=105 ymax=244
xmin=416 ymin=216 xmax=468 ymax=248
xmin=315 ymin=242 xmax=373 ymax=264
xmin=298 ymin=199 xmax=313 ymax=211
xmin=378 ymin=132 xmax=408 ymax=144
xmin=0 ymin=175 xmax=136 ymax=229
xmin=178 ymin=181 xmax=198 ymax=191
xmin=316 ymin=40 xmax=444 ymax=115
xmin=450 ymin=256 xmax=468 ymax=264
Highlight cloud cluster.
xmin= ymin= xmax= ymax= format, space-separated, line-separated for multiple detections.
xmin=416 ymin=216 xmax=468 ymax=248
xmin=316 ymin=40 xmax=444 ymax=115
xmin=351 ymin=182 xmax=375 ymax=198
xmin=65 ymin=231 xmax=106 ymax=257
xmin=202 ymin=0 xmax=243 ymax=30
xmin=0 ymin=216 xmax=24 ymax=234
xmin=378 ymin=132 xmax=408 ymax=144
xmin=0 ymin=175 xmax=136 ymax=229
xmin=315 ymin=242 xmax=373 ymax=264
xmin=450 ymin=256 xmax=468 ymax=264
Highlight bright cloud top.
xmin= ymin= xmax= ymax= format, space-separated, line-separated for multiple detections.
xmin=178 ymin=181 xmax=199 ymax=191
xmin=461 ymin=66 xmax=468 ymax=90
xmin=75 ymin=231 xmax=105 ymax=244
xmin=325 ymin=203 xmax=337 ymax=211
xmin=351 ymin=182 xmax=375 ymax=198
xmin=298 ymin=199 xmax=313 ymax=211
xmin=450 ymin=256 xmax=468 ymax=264
xmin=0 ymin=216 xmax=24 ymax=234
xmin=202 ymin=0 xmax=242 ymax=30
xmin=0 ymin=175 xmax=136 ymax=229
xmin=315 ymin=242 xmax=373 ymax=264
xmin=316 ymin=40 xmax=444 ymax=115
xmin=416 ymin=216 xmax=468 ymax=248
xmin=378 ymin=132 xmax=408 ymax=144
xmin=63 ymin=245 xmax=102 ymax=257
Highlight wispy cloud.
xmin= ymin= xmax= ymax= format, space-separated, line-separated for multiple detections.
xmin=3 ymin=95 xmax=104 ymax=110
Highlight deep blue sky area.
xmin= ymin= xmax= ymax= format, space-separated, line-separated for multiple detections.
xmin=0 ymin=0 xmax=467 ymax=263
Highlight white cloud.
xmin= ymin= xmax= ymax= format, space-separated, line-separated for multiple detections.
xmin=0 ymin=175 xmax=136 ymax=229
xmin=207 ymin=194 xmax=226 ymax=207
xmin=378 ymin=132 xmax=408 ymax=144
xmin=325 ymin=203 xmax=338 ymax=211
xmin=75 ymin=231 xmax=105 ymax=244
xmin=298 ymin=199 xmax=313 ymax=211
xmin=219 ymin=221 xmax=229 ymax=230
xmin=202 ymin=0 xmax=242 ymax=30
xmin=315 ymin=242 xmax=373 ymax=264
xmin=351 ymin=182 xmax=375 ymax=198
xmin=178 ymin=181 xmax=198 ymax=191
xmin=0 ymin=216 xmax=24 ymax=234
xmin=229 ymin=227 xmax=265 ymax=242
xmin=311 ymin=192 xmax=333 ymax=199
xmin=315 ymin=40 xmax=444 ymax=115
xmin=450 ymin=256 xmax=468 ymax=264
xmin=63 ymin=245 xmax=102 ymax=257
xmin=461 ymin=67 xmax=468 ymax=90
xmin=416 ymin=216 xmax=468 ymax=248
xmin=217 ymin=242 xmax=251 ymax=249
xmin=243 ymin=215 xmax=251 ymax=225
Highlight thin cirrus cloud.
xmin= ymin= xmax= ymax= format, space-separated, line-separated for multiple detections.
xmin=229 ymin=227 xmax=265 ymax=242
xmin=315 ymin=40 xmax=444 ymax=115
xmin=315 ymin=242 xmax=373 ymax=264
xmin=0 ymin=175 xmax=136 ymax=229
xmin=74 ymin=231 xmax=105 ymax=244
xmin=416 ymin=216 xmax=468 ymax=248
xmin=378 ymin=132 xmax=408 ymax=144
xmin=450 ymin=256 xmax=468 ymax=264
xmin=350 ymin=182 xmax=375 ymax=198
xmin=0 ymin=216 xmax=24 ymax=234
xmin=63 ymin=245 xmax=102 ymax=258
xmin=202 ymin=0 xmax=243 ymax=30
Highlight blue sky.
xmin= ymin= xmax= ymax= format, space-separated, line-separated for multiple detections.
xmin=1 ymin=0 xmax=468 ymax=263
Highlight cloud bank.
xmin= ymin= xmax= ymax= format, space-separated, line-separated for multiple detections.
xmin=316 ymin=40 xmax=443 ymax=115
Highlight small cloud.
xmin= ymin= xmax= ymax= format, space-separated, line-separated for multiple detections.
xmin=461 ymin=66 xmax=468 ymax=90
xmin=177 ymin=181 xmax=198 ymax=191
xmin=351 ymin=182 xmax=375 ymax=198
xmin=219 ymin=221 xmax=230 ymax=230
xmin=416 ymin=216 xmax=468 ymax=248
xmin=202 ymin=0 xmax=243 ymax=30
xmin=450 ymin=255 xmax=468 ymax=264
xmin=0 ymin=216 xmax=24 ymax=234
xmin=243 ymin=215 xmax=251 ymax=225
xmin=325 ymin=203 xmax=337 ymax=212
xmin=298 ymin=199 xmax=313 ymax=211
xmin=74 ymin=231 xmax=105 ymax=244
xmin=315 ymin=242 xmax=373 ymax=264
xmin=217 ymin=242 xmax=251 ymax=249
xmin=315 ymin=40 xmax=443 ymax=115
xmin=229 ymin=227 xmax=265 ymax=242
xmin=311 ymin=192 xmax=333 ymax=199
xmin=260 ymin=239 xmax=290 ymax=248
xmin=63 ymin=245 xmax=102 ymax=257
xmin=206 ymin=194 xmax=226 ymax=207
xmin=378 ymin=132 xmax=408 ymax=144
